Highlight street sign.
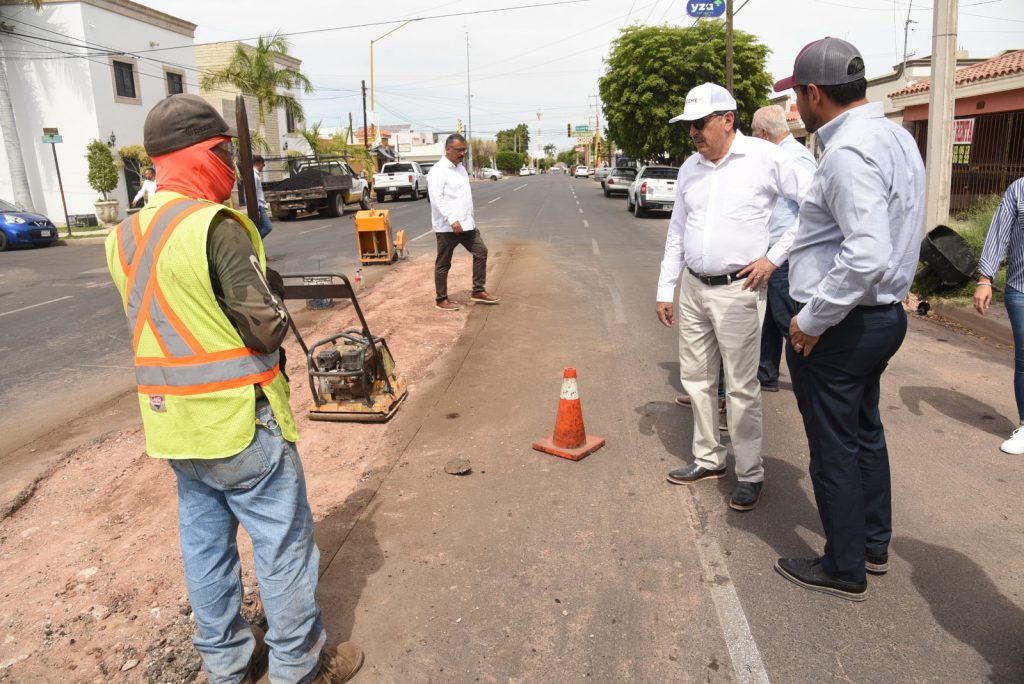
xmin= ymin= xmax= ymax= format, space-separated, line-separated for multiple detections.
xmin=686 ymin=1 xmax=726 ymax=18
xmin=574 ymin=125 xmax=590 ymax=133
xmin=41 ymin=135 xmax=63 ymax=144
xmin=575 ymin=146 xmax=584 ymax=153
xmin=576 ymin=137 xmax=593 ymax=144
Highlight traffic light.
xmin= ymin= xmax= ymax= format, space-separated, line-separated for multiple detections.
xmin=567 ymin=123 xmax=572 ymax=137
xmin=457 ymin=119 xmax=463 ymax=134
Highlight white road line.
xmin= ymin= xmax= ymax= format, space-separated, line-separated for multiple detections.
xmin=410 ymin=229 xmax=434 ymax=242
xmin=513 ymin=183 xmax=528 ymax=191
xmin=488 ymin=197 xmax=502 ymax=204
xmin=576 ymin=200 xmax=580 ymax=206
xmin=606 ymin=284 xmax=626 ymax=325
xmin=0 ymin=295 xmax=73 ymax=318
xmin=79 ymin=267 xmax=109 ymax=275
xmin=299 ymin=224 xmax=333 ymax=235
xmin=578 ymin=208 xmax=583 ymax=214
xmin=591 ymin=239 xmax=600 ymax=255
xmin=583 ymin=220 xmax=589 ymax=228
xmin=680 ymin=488 xmax=770 ymax=684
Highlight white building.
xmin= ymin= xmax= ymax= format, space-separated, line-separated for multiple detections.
xmin=0 ymin=0 xmax=197 ymax=224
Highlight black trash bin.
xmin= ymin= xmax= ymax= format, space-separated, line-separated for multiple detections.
xmin=918 ymin=225 xmax=977 ymax=287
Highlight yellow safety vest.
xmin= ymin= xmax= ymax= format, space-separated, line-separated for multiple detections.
xmin=105 ymin=192 xmax=297 ymax=459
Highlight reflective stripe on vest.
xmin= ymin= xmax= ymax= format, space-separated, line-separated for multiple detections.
xmin=117 ymin=198 xmax=279 ymax=396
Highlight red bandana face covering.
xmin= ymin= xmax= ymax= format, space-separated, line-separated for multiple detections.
xmin=151 ymin=136 xmax=236 ymax=203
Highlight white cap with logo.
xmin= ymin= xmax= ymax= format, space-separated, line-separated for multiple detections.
xmin=669 ymin=83 xmax=738 ymax=123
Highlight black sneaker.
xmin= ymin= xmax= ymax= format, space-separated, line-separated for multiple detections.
xmin=775 ymin=557 xmax=867 ymax=602
xmin=865 ymin=552 xmax=889 ymax=575
xmin=666 ymin=463 xmax=727 ymax=485
xmin=729 ymin=481 xmax=762 ymax=511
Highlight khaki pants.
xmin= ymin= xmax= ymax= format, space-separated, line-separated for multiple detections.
xmin=678 ymin=272 xmax=766 ymax=482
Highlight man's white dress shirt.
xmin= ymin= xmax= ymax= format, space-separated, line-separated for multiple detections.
xmin=656 ymin=132 xmax=813 ymax=302
xmin=133 ymin=179 xmax=157 ymax=205
xmin=427 ymin=157 xmax=475 ymax=233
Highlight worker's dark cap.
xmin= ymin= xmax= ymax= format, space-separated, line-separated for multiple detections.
xmin=144 ymin=94 xmax=237 ymax=157
xmin=773 ymin=37 xmax=865 ymax=92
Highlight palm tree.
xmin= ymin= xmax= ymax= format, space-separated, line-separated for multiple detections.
xmin=0 ymin=1 xmax=42 ymax=211
xmin=200 ymin=32 xmax=313 ymax=152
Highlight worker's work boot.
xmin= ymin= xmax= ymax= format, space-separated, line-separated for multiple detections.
xmin=310 ymin=642 xmax=365 ymax=683
xmin=240 ymin=624 xmax=268 ymax=684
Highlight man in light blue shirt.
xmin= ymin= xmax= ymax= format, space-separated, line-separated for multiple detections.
xmin=772 ymin=38 xmax=925 ymax=602
xmin=750 ymin=105 xmax=817 ymax=392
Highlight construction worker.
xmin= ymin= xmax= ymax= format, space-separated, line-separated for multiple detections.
xmin=104 ymin=94 xmax=363 ymax=683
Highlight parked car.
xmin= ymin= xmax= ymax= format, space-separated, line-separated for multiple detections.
xmin=419 ymin=161 xmax=436 ymax=176
xmin=602 ymin=167 xmax=637 ymax=197
xmin=373 ymin=161 xmax=428 ymax=202
xmin=0 ymin=199 xmax=60 ymax=251
xmin=519 ymin=167 xmax=530 ymax=176
xmin=594 ymin=166 xmax=611 ymax=182
xmin=626 ymin=165 xmax=679 ymax=217
xmin=481 ymin=167 xmax=503 ymax=180
xmin=574 ymin=165 xmax=590 ymax=178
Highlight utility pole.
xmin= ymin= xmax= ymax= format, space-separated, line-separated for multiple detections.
xmin=595 ymin=95 xmax=601 ymax=165
xmin=725 ymin=0 xmax=734 ymax=94
xmin=466 ymin=32 xmax=473 ymax=173
xmin=924 ymin=0 xmax=958 ymax=234
xmin=901 ymin=0 xmax=918 ymax=80
xmin=361 ymin=80 xmax=368 ymax=149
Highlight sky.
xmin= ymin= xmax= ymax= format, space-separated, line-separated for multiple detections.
xmin=141 ymin=0 xmax=1024 ymax=155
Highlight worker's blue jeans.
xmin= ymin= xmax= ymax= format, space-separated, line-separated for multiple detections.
xmin=1004 ymin=285 xmax=1024 ymax=423
xmin=170 ymin=399 xmax=325 ymax=684
xmin=257 ymin=205 xmax=273 ymax=239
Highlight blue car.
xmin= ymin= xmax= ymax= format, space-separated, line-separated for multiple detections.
xmin=0 ymin=199 xmax=60 ymax=251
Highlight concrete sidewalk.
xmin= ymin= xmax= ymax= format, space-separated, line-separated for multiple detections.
xmin=931 ymin=300 xmax=1014 ymax=347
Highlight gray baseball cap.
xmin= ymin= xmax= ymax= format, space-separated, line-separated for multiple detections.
xmin=773 ymin=37 xmax=865 ymax=92
xmin=144 ymin=94 xmax=237 ymax=157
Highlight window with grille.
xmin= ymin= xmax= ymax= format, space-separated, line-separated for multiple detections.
xmin=166 ymin=72 xmax=184 ymax=95
xmin=113 ymin=61 xmax=136 ymax=99
xmin=286 ymin=109 xmax=297 ymax=133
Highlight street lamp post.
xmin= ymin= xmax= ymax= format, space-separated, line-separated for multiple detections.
xmin=369 ymin=19 xmax=414 ymax=132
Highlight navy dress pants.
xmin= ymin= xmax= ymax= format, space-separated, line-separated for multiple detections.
xmin=787 ymin=304 xmax=907 ymax=584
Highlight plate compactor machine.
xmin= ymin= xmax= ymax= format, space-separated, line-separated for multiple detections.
xmin=279 ymin=273 xmax=407 ymax=422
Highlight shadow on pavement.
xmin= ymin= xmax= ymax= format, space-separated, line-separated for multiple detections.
xmin=636 ymin=400 xmax=691 ymax=466
xmin=896 ymin=537 xmax=1024 ymax=683
xmin=899 ymin=385 xmax=1015 ymax=437
xmin=724 ymin=456 xmax=820 ymax=560
xmin=314 ymin=492 xmax=385 ymax=642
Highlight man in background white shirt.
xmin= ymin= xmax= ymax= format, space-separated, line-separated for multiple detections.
xmin=656 ymin=83 xmax=812 ymax=512
xmin=427 ymin=133 xmax=500 ymax=311
xmin=132 ymin=167 xmax=157 ymax=207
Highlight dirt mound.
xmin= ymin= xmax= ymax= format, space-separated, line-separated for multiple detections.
xmin=0 ymin=254 xmax=473 ymax=682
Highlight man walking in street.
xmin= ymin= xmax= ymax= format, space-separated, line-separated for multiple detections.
xmin=105 ymin=94 xmax=363 ymax=682
xmin=656 ymin=83 xmax=812 ymax=512
xmin=750 ymin=105 xmax=817 ymax=392
xmin=427 ymin=133 xmax=500 ymax=311
xmin=253 ymin=155 xmax=273 ymax=239
xmin=773 ymin=38 xmax=925 ymax=601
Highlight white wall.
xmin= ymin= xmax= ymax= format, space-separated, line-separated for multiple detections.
xmin=0 ymin=1 xmax=196 ymax=223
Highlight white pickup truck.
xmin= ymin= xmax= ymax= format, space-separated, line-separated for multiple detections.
xmin=373 ymin=162 xmax=428 ymax=203
xmin=626 ymin=165 xmax=679 ymax=217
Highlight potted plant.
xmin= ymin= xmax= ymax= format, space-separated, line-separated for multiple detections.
xmin=86 ymin=139 xmax=120 ymax=224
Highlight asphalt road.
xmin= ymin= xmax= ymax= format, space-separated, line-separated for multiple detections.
xmin=4 ymin=173 xmax=1022 ymax=680
xmin=313 ymin=173 xmax=1023 ymax=682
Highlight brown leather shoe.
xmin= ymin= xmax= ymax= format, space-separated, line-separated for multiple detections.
xmin=434 ymin=298 xmax=459 ymax=311
xmin=241 ymin=624 xmax=268 ymax=684
xmin=470 ymin=291 xmax=501 ymax=304
xmin=310 ymin=642 xmax=365 ymax=683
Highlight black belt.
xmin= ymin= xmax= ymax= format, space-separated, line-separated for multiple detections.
xmin=687 ymin=268 xmax=747 ymax=286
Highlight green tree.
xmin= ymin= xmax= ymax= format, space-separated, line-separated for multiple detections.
xmin=299 ymin=120 xmax=323 ymax=155
xmin=543 ymin=143 xmax=557 ymax=159
xmin=495 ymin=150 xmax=525 ymax=174
xmin=201 ymin=33 xmax=313 ymax=145
xmin=495 ymin=124 xmax=530 ymax=153
xmin=599 ymin=22 xmax=772 ymax=164
xmin=557 ymin=149 xmax=579 ymax=166
xmin=85 ymin=140 xmax=118 ymax=200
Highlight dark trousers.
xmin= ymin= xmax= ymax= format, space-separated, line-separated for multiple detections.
xmin=758 ymin=262 xmax=799 ymax=387
xmin=787 ymin=304 xmax=907 ymax=584
xmin=435 ymin=229 xmax=488 ymax=301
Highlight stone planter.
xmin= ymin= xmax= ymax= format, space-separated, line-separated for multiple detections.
xmin=94 ymin=199 xmax=119 ymax=225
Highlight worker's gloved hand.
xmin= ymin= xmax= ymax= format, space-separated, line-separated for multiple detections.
xmin=265 ymin=267 xmax=287 ymax=301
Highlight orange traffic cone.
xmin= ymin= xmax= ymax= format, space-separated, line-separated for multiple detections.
xmin=532 ymin=367 xmax=606 ymax=461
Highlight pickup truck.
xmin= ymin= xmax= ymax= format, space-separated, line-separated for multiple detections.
xmin=626 ymin=165 xmax=679 ymax=217
xmin=373 ymin=162 xmax=427 ymax=202
xmin=262 ymin=155 xmax=370 ymax=221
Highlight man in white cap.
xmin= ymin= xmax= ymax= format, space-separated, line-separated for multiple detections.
xmin=656 ymin=82 xmax=812 ymax=512
xmin=772 ymin=38 xmax=924 ymax=602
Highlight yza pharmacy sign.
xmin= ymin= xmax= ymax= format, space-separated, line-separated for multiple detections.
xmin=686 ymin=0 xmax=726 ymax=18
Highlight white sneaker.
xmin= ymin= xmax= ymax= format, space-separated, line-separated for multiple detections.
xmin=999 ymin=425 xmax=1024 ymax=454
